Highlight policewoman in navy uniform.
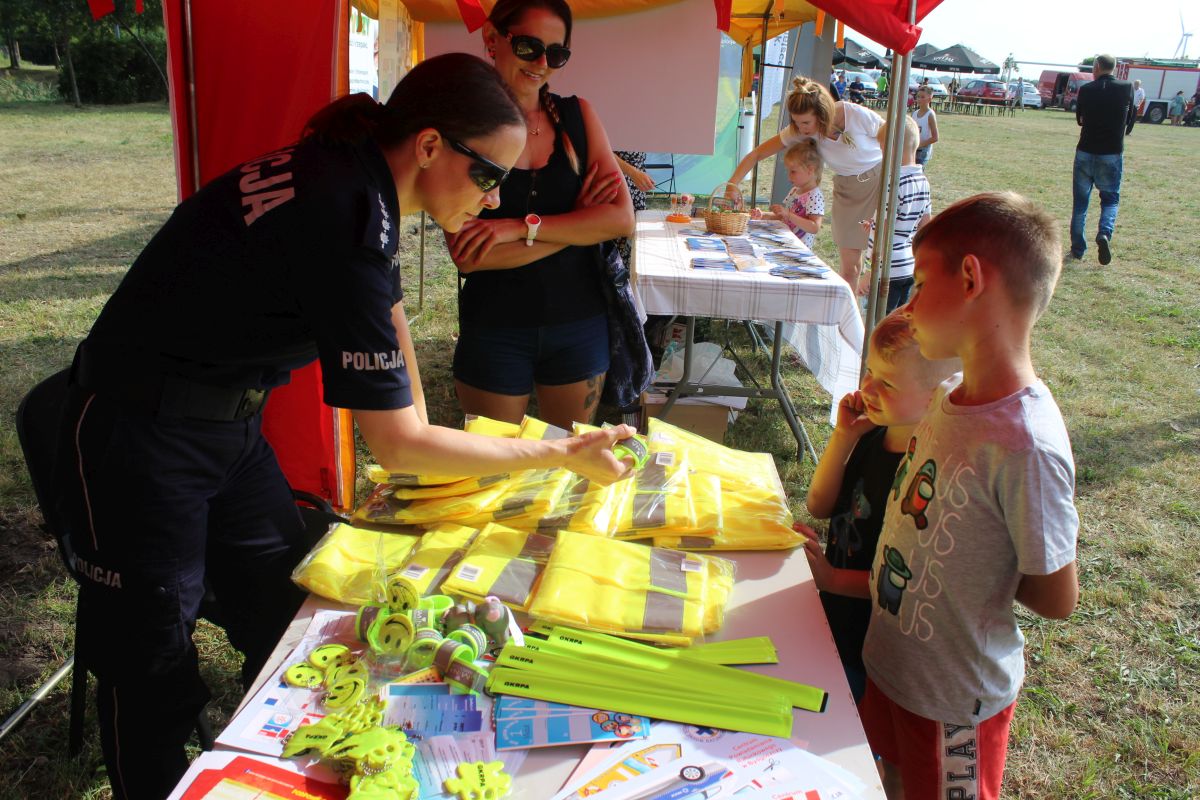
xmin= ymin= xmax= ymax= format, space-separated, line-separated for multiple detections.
xmin=54 ymin=53 xmax=635 ymax=800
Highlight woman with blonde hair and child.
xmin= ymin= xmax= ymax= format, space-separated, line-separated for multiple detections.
xmin=729 ymin=75 xmax=884 ymax=288
xmin=750 ymin=139 xmax=824 ymax=250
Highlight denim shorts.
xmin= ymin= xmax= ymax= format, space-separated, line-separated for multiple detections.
xmin=453 ymin=314 xmax=610 ymax=396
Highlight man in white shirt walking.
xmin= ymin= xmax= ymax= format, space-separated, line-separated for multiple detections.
xmin=1132 ymin=80 xmax=1146 ymax=122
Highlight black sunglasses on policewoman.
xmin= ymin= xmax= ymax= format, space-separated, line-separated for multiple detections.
xmin=500 ymin=30 xmax=571 ymax=69
xmin=444 ymin=136 xmax=511 ymax=192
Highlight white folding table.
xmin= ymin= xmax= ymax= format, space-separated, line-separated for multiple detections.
xmin=633 ymin=210 xmax=864 ymax=459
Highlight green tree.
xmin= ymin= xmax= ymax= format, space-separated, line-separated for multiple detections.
xmin=0 ymin=0 xmax=32 ymax=69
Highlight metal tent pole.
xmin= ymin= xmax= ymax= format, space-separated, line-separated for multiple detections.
xmin=747 ymin=2 xmax=774 ymax=206
xmin=861 ymin=0 xmax=917 ymax=377
xmin=418 ymin=211 xmax=426 ymax=313
xmin=183 ymin=0 xmax=200 ymax=193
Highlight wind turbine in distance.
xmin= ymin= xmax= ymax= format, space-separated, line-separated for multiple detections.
xmin=1175 ymin=12 xmax=1193 ymax=59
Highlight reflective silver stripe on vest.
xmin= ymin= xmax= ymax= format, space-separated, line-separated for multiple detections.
xmin=632 ymin=462 xmax=669 ymax=529
xmin=488 ymin=559 xmax=542 ymax=606
xmin=538 ymin=477 xmax=590 ymax=531
xmin=517 ymin=532 xmax=556 ymax=561
xmin=428 ymin=531 xmax=479 ymax=590
xmin=642 ymin=548 xmax=689 ymax=633
xmin=677 ymin=536 xmax=715 ymax=549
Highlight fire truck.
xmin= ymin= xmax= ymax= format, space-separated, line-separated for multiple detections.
xmin=1116 ymin=58 xmax=1200 ymax=123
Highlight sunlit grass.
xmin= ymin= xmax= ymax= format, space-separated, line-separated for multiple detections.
xmin=0 ymin=101 xmax=1197 ymax=797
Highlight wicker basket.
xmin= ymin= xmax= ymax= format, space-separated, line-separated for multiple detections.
xmin=702 ymin=183 xmax=750 ymax=236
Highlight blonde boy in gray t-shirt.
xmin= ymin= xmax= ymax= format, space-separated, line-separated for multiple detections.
xmin=859 ymin=193 xmax=1080 ymax=800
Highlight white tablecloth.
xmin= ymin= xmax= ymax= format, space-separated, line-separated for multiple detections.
xmin=633 ymin=210 xmax=864 ymax=423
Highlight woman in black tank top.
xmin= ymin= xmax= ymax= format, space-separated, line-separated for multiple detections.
xmin=445 ymin=0 xmax=634 ymax=430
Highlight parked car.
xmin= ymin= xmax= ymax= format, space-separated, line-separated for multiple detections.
xmin=923 ymin=80 xmax=948 ymax=97
xmin=957 ymin=79 xmax=1013 ymax=104
xmin=907 ymin=78 xmax=948 ymax=97
xmin=1008 ymin=81 xmax=1043 ymax=108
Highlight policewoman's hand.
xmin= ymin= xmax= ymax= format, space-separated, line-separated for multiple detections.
xmin=447 ymin=217 xmax=523 ymax=268
xmin=562 ymin=424 xmax=639 ymax=485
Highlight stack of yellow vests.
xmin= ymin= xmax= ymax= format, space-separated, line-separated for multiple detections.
xmin=571 ymin=424 xmax=722 ymax=542
xmin=439 ymin=523 xmax=556 ymax=611
xmin=527 ymin=530 xmax=736 ymax=644
xmin=643 ymin=419 xmax=804 ymax=551
xmin=319 ymin=415 xmax=793 ymax=645
xmin=290 ymin=521 xmax=422 ymax=605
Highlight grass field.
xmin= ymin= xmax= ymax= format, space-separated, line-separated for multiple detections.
xmin=0 ymin=98 xmax=1198 ymax=799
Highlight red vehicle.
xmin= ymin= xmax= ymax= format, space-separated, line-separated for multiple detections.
xmin=1116 ymin=58 xmax=1200 ymax=123
xmin=1038 ymin=70 xmax=1091 ymax=111
xmin=956 ymin=78 xmax=1013 ymax=104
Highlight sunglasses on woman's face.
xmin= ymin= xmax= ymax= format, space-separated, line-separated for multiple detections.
xmin=501 ymin=30 xmax=571 ymax=69
xmin=444 ymin=137 xmax=510 ymax=192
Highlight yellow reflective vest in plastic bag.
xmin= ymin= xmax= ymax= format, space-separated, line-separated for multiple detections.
xmin=291 ymin=522 xmax=422 ymax=605
xmin=528 ymin=530 xmax=735 ymax=643
xmin=439 ymin=523 xmax=557 ymax=611
xmin=393 ymin=523 xmax=480 ymax=595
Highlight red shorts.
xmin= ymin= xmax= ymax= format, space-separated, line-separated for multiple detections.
xmin=859 ymin=678 xmax=1016 ymax=800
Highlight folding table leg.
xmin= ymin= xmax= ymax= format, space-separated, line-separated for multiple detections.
xmin=769 ymin=322 xmax=819 ymax=465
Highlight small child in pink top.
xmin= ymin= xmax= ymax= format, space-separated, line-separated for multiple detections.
xmin=751 ymin=140 xmax=825 ymax=249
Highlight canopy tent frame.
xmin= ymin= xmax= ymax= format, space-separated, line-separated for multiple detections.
xmin=861 ymin=0 xmax=917 ymax=365
xmin=735 ymin=2 xmax=775 ymax=206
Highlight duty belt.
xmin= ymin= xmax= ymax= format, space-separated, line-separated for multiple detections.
xmin=75 ymin=342 xmax=270 ymax=422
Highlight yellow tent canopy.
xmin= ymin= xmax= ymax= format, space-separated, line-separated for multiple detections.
xmin=726 ymin=0 xmax=821 ymax=97
xmin=353 ymin=0 xmax=823 ymax=97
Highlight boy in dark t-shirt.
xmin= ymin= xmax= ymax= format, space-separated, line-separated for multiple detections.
xmin=798 ymin=310 xmax=960 ymax=702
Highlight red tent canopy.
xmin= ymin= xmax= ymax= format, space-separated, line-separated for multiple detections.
xmin=802 ymin=0 xmax=943 ymax=54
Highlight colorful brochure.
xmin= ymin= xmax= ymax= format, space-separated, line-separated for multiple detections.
xmin=691 ymin=258 xmax=739 ymax=271
xmin=552 ymin=722 xmax=868 ymax=800
xmin=166 ymin=751 xmax=344 ymax=800
xmin=686 ymin=237 xmax=728 ymax=252
xmin=494 ymin=697 xmax=650 ymax=750
xmin=383 ymin=682 xmax=484 ymax=738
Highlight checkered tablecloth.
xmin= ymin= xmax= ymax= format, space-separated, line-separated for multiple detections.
xmin=632 ymin=210 xmax=864 ymax=423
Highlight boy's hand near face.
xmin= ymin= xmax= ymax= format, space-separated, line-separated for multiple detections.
xmin=807 ymin=391 xmax=877 ymax=519
xmin=835 ymin=390 xmax=877 ymax=440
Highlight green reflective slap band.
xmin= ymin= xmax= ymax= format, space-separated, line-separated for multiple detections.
xmin=525 ymin=620 xmax=556 ymax=637
xmin=613 ymin=435 xmax=650 ymax=470
xmin=686 ymin=636 xmax=779 ymax=665
xmin=486 ymin=666 xmax=793 ymax=738
xmin=544 ymin=628 xmax=827 ymax=713
xmin=494 ymin=643 xmax=787 ymax=712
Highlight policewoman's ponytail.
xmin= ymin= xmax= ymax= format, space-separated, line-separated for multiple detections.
xmin=303 ymin=53 xmax=523 ymax=146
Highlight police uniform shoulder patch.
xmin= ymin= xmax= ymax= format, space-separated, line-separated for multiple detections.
xmin=361 ymin=189 xmax=398 ymax=257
